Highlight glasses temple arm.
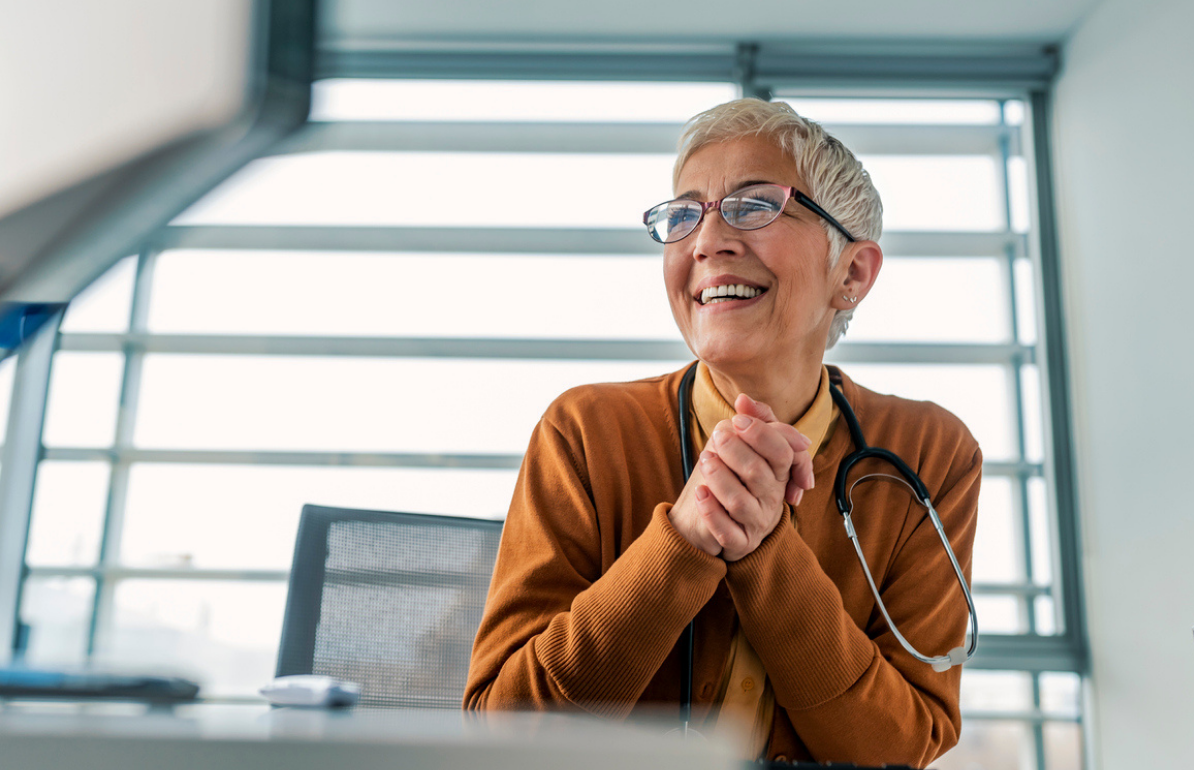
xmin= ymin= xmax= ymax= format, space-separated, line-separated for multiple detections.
xmin=795 ymin=192 xmax=858 ymax=243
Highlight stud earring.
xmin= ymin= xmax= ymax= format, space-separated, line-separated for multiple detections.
xmin=842 ymin=295 xmax=858 ymax=303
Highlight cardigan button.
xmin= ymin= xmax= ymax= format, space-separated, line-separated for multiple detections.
xmin=773 ymin=755 xmax=789 ymax=764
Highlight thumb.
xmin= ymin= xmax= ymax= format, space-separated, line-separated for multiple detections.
xmin=734 ymin=393 xmax=811 ymax=455
xmin=734 ymin=392 xmax=777 ymax=422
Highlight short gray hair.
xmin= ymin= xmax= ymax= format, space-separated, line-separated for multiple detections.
xmin=674 ymin=99 xmax=883 ymax=348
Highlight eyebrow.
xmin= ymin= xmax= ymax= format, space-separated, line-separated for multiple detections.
xmin=675 ymin=180 xmax=780 ymax=201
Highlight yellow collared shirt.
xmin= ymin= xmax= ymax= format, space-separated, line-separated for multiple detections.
xmin=687 ymin=362 xmax=839 ymax=756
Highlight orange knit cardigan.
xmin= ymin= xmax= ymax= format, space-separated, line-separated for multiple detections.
xmin=464 ymin=366 xmax=981 ymax=767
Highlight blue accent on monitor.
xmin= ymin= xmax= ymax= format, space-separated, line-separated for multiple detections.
xmin=0 ymin=302 xmax=67 ymax=358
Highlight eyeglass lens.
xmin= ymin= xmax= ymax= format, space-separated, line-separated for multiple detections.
xmin=646 ymin=184 xmax=789 ymax=243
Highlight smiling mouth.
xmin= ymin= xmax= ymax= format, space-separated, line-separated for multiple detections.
xmin=697 ymin=284 xmax=767 ymax=305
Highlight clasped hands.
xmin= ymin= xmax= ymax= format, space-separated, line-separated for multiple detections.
xmin=670 ymin=394 xmax=816 ymax=562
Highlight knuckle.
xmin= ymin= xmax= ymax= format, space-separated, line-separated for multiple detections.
xmin=724 ymin=488 xmax=753 ymax=512
xmin=716 ymin=489 xmax=745 ymax=513
xmin=744 ymin=461 xmax=771 ymax=488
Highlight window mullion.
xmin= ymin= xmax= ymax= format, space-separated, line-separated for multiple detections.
xmin=999 ymin=101 xmax=1040 ymax=637
xmin=1032 ymin=674 xmax=1048 ymax=770
xmin=0 ymin=311 xmax=62 ymax=663
xmin=85 ymin=248 xmax=158 ymax=658
xmin=153 ymin=224 xmax=1028 ymax=258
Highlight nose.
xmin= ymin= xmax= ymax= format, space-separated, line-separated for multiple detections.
xmin=689 ymin=205 xmax=744 ymax=261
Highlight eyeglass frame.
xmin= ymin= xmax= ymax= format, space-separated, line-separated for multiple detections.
xmin=642 ymin=183 xmax=859 ymax=245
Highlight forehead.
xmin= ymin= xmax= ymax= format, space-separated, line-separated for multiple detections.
xmin=675 ymin=134 xmax=801 ymax=196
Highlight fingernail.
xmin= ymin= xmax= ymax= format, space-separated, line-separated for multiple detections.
xmin=711 ymin=428 xmax=726 ymax=445
xmin=731 ymin=414 xmax=751 ymax=430
xmin=700 ymin=450 xmax=713 ymax=462
xmin=695 ymin=486 xmax=710 ymax=501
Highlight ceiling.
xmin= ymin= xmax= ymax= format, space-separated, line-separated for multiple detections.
xmin=322 ymin=0 xmax=1106 ymax=48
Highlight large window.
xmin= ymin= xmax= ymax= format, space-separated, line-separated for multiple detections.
xmin=4 ymin=71 xmax=1082 ymax=768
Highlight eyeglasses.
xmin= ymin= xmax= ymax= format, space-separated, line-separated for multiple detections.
xmin=642 ymin=183 xmax=858 ymax=245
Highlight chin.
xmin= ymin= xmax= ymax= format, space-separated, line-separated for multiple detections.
xmin=692 ymin=341 xmax=761 ymax=371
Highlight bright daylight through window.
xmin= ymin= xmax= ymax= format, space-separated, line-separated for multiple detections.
xmin=4 ymin=77 xmax=1081 ymax=769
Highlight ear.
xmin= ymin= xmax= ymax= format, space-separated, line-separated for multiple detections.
xmin=830 ymin=240 xmax=883 ymax=311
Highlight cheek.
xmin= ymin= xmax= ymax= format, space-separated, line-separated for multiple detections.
xmin=662 ymin=250 xmax=689 ymax=300
xmin=769 ymin=253 xmax=832 ymax=322
xmin=662 ymin=253 xmax=702 ymax=344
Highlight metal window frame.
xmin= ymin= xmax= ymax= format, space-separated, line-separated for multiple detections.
xmin=315 ymin=40 xmax=1059 ymax=91
xmin=0 ymin=311 xmax=62 ymax=664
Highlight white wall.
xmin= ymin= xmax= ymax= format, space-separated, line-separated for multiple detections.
xmin=1053 ymin=0 xmax=1194 ymax=766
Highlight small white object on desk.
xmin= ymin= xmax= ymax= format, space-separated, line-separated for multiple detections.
xmin=260 ymin=675 xmax=360 ymax=708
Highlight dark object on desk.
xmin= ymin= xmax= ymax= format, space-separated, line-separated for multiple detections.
xmin=277 ymin=504 xmax=503 ymax=709
xmin=0 ymin=668 xmax=199 ymax=703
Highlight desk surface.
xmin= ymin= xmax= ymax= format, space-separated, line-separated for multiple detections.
xmin=0 ymin=701 xmax=740 ymax=770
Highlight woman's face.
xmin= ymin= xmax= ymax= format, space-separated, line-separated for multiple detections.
xmin=664 ymin=135 xmax=843 ymax=372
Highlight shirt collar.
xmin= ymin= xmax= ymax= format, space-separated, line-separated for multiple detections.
xmin=690 ymin=362 xmax=837 ymax=458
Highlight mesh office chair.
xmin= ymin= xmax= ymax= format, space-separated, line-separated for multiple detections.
xmin=276 ymin=504 xmax=503 ymax=708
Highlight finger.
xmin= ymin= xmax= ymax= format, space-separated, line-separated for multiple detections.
xmin=732 ymin=394 xmax=811 ymax=455
xmin=712 ymin=426 xmax=788 ymax=504
xmin=694 ymin=484 xmax=748 ymax=553
xmin=792 ymin=448 xmax=815 ymax=491
xmin=785 ymin=479 xmax=805 ymax=507
xmin=727 ymin=414 xmax=796 ymax=480
xmin=734 ymin=392 xmax=776 ymax=423
xmin=699 ymin=449 xmax=761 ymax=523
xmin=773 ymin=422 xmax=813 ymax=455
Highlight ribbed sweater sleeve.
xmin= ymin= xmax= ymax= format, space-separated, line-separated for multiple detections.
xmin=725 ymin=445 xmax=982 ymax=767
xmin=464 ymin=411 xmax=726 ymax=718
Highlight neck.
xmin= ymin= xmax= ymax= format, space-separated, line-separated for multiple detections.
xmin=706 ymin=354 xmax=824 ymax=425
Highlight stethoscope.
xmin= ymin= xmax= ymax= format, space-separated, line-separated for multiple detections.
xmin=675 ymin=362 xmax=978 ymax=732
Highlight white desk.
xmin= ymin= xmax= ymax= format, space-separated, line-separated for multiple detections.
xmin=0 ymin=701 xmax=739 ymax=770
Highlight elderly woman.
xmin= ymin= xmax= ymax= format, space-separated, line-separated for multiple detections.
xmin=464 ymin=99 xmax=981 ymax=768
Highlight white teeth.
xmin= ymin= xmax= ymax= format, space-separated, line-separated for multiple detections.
xmin=699 ymin=284 xmax=763 ymax=305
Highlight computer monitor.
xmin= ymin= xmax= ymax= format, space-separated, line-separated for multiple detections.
xmin=0 ymin=0 xmax=316 ymax=358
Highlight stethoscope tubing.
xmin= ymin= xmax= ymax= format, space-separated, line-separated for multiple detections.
xmin=828 ymin=378 xmax=978 ymax=670
xmin=676 ymin=363 xmax=699 ymax=732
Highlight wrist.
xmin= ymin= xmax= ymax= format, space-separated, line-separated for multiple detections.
xmin=667 ymin=507 xmax=722 ymax=556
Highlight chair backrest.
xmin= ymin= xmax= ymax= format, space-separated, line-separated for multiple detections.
xmin=276 ymin=504 xmax=503 ymax=709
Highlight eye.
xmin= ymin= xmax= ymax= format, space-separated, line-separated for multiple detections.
xmin=736 ymin=197 xmax=779 ymax=214
xmin=724 ymin=188 xmax=784 ymax=227
xmin=646 ymin=202 xmax=701 ymax=242
xmin=667 ymin=206 xmax=698 ymax=227
xmin=662 ymin=203 xmax=701 ymax=235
